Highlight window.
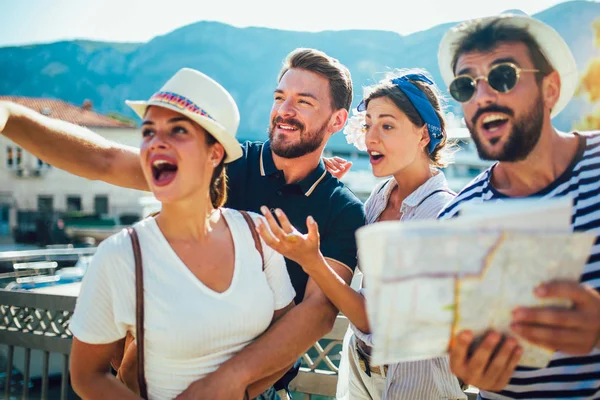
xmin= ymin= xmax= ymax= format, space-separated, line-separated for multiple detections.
xmin=6 ymin=147 xmax=12 ymax=167
xmin=66 ymin=196 xmax=82 ymax=212
xmin=16 ymin=148 xmax=22 ymax=167
xmin=94 ymin=195 xmax=109 ymax=215
xmin=38 ymin=195 xmax=54 ymax=212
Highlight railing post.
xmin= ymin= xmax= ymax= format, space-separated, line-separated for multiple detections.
xmin=60 ymin=354 xmax=69 ymax=400
xmin=41 ymin=350 xmax=49 ymax=400
xmin=4 ymin=345 xmax=14 ymax=400
xmin=22 ymin=347 xmax=31 ymax=400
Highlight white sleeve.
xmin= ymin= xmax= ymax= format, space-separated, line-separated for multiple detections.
xmin=254 ymin=215 xmax=296 ymax=309
xmin=349 ymin=287 xmax=375 ymax=347
xmin=69 ymin=230 xmax=134 ymax=344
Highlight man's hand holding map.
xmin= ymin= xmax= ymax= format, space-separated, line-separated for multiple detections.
xmin=356 ymin=198 xmax=596 ymax=368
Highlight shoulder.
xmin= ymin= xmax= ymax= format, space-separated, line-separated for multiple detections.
xmin=579 ymin=130 xmax=600 ymax=152
xmin=226 ymin=141 xmax=263 ymax=172
xmin=223 ymin=207 xmax=264 ymax=227
xmin=323 ymin=175 xmax=364 ymax=209
xmin=438 ymin=169 xmax=492 ymax=219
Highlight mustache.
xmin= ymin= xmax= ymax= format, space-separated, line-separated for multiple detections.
xmin=472 ymin=105 xmax=514 ymax=126
xmin=272 ymin=116 xmax=305 ymax=131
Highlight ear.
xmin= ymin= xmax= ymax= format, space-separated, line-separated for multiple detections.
xmin=208 ymin=142 xmax=225 ymax=166
xmin=419 ymin=125 xmax=430 ymax=151
xmin=329 ymin=108 xmax=349 ymax=134
xmin=542 ymin=70 xmax=561 ymax=114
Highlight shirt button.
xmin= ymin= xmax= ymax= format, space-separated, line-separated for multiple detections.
xmin=277 ymin=190 xmax=283 ymax=196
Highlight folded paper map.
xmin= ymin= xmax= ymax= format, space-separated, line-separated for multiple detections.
xmin=356 ymin=198 xmax=595 ymax=368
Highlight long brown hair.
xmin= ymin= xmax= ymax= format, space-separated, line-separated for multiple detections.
xmin=204 ymin=133 xmax=228 ymax=208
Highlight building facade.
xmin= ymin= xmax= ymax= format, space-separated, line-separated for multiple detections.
xmin=0 ymin=97 xmax=148 ymax=240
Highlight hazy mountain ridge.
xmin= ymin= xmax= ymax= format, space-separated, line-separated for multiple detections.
xmin=0 ymin=1 xmax=598 ymax=150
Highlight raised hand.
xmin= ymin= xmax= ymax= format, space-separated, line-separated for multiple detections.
xmin=256 ymin=206 xmax=322 ymax=269
xmin=323 ymin=156 xmax=352 ymax=180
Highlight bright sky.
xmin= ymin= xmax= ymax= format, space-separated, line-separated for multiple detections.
xmin=0 ymin=0 xmax=585 ymax=47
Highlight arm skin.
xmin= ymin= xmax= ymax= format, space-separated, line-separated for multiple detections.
xmin=0 ymin=101 xmax=147 ymax=190
xmin=70 ymin=337 xmax=142 ymax=399
xmin=297 ymin=254 xmax=370 ymax=333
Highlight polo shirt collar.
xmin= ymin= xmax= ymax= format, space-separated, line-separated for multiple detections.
xmin=259 ymin=140 xmax=279 ymax=177
xmin=259 ymin=140 xmax=328 ymax=197
xmin=297 ymin=159 xmax=328 ymax=197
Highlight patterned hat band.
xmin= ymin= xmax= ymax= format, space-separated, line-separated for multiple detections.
xmin=149 ymin=91 xmax=214 ymax=121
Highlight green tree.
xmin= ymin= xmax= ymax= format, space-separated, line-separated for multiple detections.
xmin=575 ymin=20 xmax=600 ymax=130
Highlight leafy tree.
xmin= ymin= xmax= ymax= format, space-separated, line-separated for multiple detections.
xmin=575 ymin=20 xmax=600 ymax=130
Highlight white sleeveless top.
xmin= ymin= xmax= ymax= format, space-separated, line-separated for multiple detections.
xmin=70 ymin=208 xmax=296 ymax=400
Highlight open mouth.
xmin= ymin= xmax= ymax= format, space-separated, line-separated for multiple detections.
xmin=369 ymin=150 xmax=385 ymax=164
xmin=277 ymin=123 xmax=300 ymax=132
xmin=151 ymin=159 xmax=178 ymax=186
xmin=481 ymin=114 xmax=509 ymax=133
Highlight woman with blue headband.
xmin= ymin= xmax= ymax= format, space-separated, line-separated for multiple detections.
xmin=256 ymin=70 xmax=465 ymax=399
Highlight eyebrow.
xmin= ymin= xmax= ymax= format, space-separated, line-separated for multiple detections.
xmin=365 ymin=113 xmax=397 ymax=120
xmin=141 ymin=116 xmax=193 ymax=126
xmin=274 ymin=89 xmax=319 ymax=101
xmin=457 ymin=57 xmax=522 ymax=76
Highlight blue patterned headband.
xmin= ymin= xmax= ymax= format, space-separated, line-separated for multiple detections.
xmin=358 ymin=73 xmax=443 ymax=154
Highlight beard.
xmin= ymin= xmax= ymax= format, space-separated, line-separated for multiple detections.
xmin=268 ymin=116 xmax=328 ymax=159
xmin=468 ymin=94 xmax=544 ymax=162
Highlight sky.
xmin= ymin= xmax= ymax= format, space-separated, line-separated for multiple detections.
xmin=0 ymin=0 xmax=585 ymax=47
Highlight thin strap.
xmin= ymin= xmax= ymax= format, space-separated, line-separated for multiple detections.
xmin=239 ymin=210 xmax=264 ymax=271
xmin=376 ymin=179 xmax=391 ymax=194
xmin=415 ymin=189 xmax=455 ymax=208
xmin=127 ymin=227 xmax=148 ymax=400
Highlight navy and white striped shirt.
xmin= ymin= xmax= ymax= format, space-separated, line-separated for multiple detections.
xmin=438 ymin=131 xmax=600 ymax=400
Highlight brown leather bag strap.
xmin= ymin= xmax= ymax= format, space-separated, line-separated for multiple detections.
xmin=239 ymin=210 xmax=264 ymax=271
xmin=127 ymin=227 xmax=148 ymax=400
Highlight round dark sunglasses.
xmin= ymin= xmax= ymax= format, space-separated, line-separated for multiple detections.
xmin=449 ymin=62 xmax=539 ymax=103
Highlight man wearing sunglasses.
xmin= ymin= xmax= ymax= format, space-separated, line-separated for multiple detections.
xmin=437 ymin=12 xmax=600 ymax=400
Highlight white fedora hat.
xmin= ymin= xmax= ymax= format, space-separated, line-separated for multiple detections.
xmin=126 ymin=68 xmax=243 ymax=163
xmin=438 ymin=12 xmax=578 ymax=119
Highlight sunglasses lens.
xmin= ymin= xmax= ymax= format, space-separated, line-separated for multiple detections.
xmin=488 ymin=64 xmax=518 ymax=93
xmin=449 ymin=77 xmax=476 ymax=103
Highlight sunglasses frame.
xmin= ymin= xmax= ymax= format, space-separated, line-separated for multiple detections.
xmin=449 ymin=62 xmax=539 ymax=103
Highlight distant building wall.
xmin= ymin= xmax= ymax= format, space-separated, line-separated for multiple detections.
xmin=0 ymin=127 xmax=147 ymax=232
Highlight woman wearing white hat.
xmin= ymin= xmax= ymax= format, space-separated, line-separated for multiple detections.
xmin=68 ymin=68 xmax=296 ymax=400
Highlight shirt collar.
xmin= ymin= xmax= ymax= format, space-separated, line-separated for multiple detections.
xmin=377 ymin=170 xmax=449 ymax=209
xmin=259 ymin=140 xmax=278 ymax=176
xmin=259 ymin=140 xmax=328 ymax=197
xmin=403 ymin=170 xmax=449 ymax=207
xmin=297 ymin=160 xmax=328 ymax=197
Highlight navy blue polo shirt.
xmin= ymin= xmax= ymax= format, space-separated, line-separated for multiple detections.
xmin=225 ymin=140 xmax=366 ymax=303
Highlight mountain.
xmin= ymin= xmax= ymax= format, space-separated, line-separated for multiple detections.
xmin=1 ymin=1 xmax=598 ymax=151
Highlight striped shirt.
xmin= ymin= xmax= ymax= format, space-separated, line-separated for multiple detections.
xmin=438 ymin=131 xmax=600 ymax=400
xmin=364 ymin=171 xmax=456 ymax=224
xmin=354 ymin=171 xmax=465 ymax=400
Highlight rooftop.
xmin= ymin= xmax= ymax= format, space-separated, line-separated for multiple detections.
xmin=0 ymin=96 xmax=135 ymax=128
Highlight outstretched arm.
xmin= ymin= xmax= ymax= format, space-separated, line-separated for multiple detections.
xmin=0 ymin=101 xmax=148 ymax=190
xmin=259 ymin=207 xmax=370 ymax=333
